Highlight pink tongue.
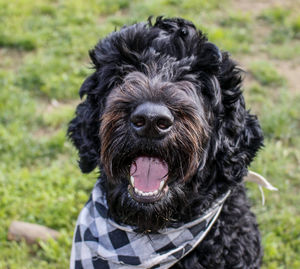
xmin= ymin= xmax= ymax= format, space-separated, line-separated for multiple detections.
xmin=130 ymin=157 xmax=168 ymax=192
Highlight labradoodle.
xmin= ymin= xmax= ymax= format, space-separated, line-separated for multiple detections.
xmin=68 ymin=17 xmax=264 ymax=269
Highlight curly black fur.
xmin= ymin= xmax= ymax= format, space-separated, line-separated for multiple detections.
xmin=68 ymin=17 xmax=264 ymax=268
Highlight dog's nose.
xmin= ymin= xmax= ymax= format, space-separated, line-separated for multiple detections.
xmin=130 ymin=102 xmax=174 ymax=138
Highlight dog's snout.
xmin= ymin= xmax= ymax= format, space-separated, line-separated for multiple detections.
xmin=130 ymin=102 xmax=174 ymax=138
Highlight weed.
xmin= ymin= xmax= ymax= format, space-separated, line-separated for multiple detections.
xmin=291 ymin=15 xmax=300 ymax=38
xmin=259 ymin=7 xmax=300 ymax=44
xmin=258 ymin=7 xmax=290 ymax=24
xmin=249 ymin=61 xmax=285 ymax=87
xmin=266 ymin=43 xmax=300 ymax=60
xmin=219 ymin=12 xmax=252 ymax=28
xmin=208 ymin=27 xmax=251 ymax=53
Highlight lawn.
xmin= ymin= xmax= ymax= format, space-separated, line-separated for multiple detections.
xmin=0 ymin=0 xmax=299 ymax=268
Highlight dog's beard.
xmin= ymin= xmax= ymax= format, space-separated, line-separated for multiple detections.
xmin=106 ymin=179 xmax=187 ymax=233
xmin=99 ymin=73 xmax=211 ymax=233
xmin=101 ymin=135 xmax=208 ymax=233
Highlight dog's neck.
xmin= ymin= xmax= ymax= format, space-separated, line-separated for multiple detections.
xmin=71 ymin=178 xmax=231 ymax=268
xmin=100 ymin=170 xmax=233 ymax=233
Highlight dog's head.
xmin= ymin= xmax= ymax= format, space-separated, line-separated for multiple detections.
xmin=68 ymin=17 xmax=263 ymax=232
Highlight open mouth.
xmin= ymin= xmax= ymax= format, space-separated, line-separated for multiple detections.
xmin=128 ymin=156 xmax=169 ymax=203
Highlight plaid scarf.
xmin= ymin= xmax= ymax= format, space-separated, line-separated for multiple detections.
xmin=70 ymin=179 xmax=230 ymax=269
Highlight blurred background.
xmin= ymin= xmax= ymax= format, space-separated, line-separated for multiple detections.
xmin=0 ymin=0 xmax=299 ymax=268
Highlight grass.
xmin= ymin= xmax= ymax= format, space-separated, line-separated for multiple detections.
xmin=258 ymin=6 xmax=300 ymax=44
xmin=249 ymin=60 xmax=285 ymax=87
xmin=0 ymin=0 xmax=299 ymax=268
xmin=266 ymin=43 xmax=300 ymax=60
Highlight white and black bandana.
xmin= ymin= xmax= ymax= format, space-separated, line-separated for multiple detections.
xmin=70 ymin=179 xmax=230 ymax=269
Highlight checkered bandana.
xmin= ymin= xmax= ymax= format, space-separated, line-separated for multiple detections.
xmin=70 ymin=179 xmax=231 ymax=269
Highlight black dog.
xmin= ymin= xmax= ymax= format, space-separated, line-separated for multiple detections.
xmin=68 ymin=17 xmax=263 ymax=268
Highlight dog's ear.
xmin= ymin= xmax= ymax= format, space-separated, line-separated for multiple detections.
xmin=212 ymin=53 xmax=264 ymax=184
xmin=196 ymin=42 xmax=222 ymax=75
xmin=68 ymin=73 xmax=102 ymax=173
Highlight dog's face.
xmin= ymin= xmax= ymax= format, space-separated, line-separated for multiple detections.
xmin=100 ymin=67 xmax=210 ymax=231
xmin=101 ymin=70 xmax=209 ymax=199
xmin=68 ymin=17 xmax=263 ymax=232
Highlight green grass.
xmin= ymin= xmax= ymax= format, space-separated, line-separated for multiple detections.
xmin=0 ymin=0 xmax=299 ymax=268
xmin=266 ymin=43 xmax=300 ymax=60
xmin=258 ymin=7 xmax=290 ymax=24
xmin=249 ymin=61 xmax=285 ymax=87
xmin=258 ymin=7 xmax=300 ymax=44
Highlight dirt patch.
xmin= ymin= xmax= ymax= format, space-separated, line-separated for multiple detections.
xmin=276 ymin=61 xmax=300 ymax=94
xmin=37 ymin=99 xmax=80 ymax=114
xmin=230 ymin=0 xmax=300 ymax=95
xmin=33 ymin=99 xmax=80 ymax=138
xmin=231 ymin=0 xmax=298 ymax=15
xmin=98 ymin=15 xmax=108 ymax=25
xmin=0 ymin=48 xmax=26 ymax=71
xmin=98 ymin=8 xmax=129 ymax=25
xmin=238 ymin=55 xmax=300 ymax=94
xmin=236 ymin=54 xmax=267 ymax=87
xmin=32 ymin=126 xmax=59 ymax=139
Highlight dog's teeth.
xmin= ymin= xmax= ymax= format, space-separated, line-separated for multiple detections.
xmin=133 ymin=187 xmax=160 ymax=197
xmin=130 ymin=176 xmax=134 ymax=187
xmin=159 ymin=180 xmax=165 ymax=191
xmin=138 ymin=189 xmax=143 ymax=195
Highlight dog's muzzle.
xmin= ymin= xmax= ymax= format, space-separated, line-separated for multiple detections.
xmin=127 ymin=102 xmax=173 ymax=203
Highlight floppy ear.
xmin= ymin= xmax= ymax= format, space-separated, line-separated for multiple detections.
xmin=67 ymin=73 xmax=102 ymax=173
xmin=213 ymin=53 xmax=264 ymax=184
xmin=196 ymin=42 xmax=223 ymax=75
